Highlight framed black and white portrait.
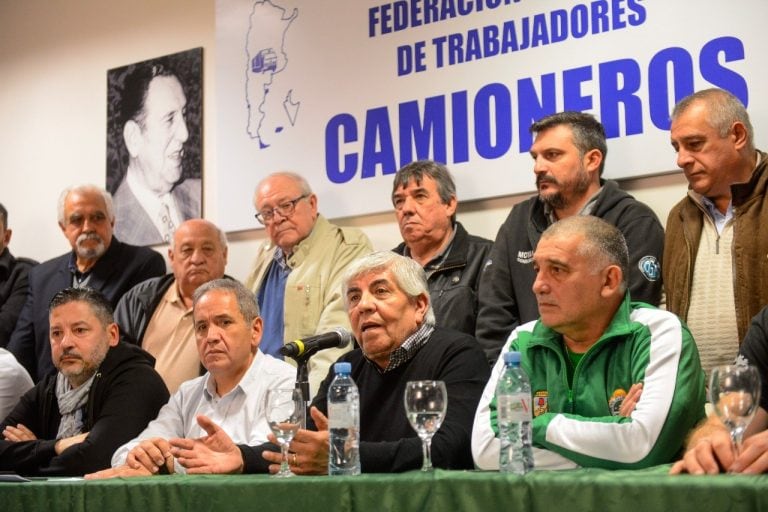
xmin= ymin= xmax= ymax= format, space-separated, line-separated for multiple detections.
xmin=106 ymin=47 xmax=203 ymax=246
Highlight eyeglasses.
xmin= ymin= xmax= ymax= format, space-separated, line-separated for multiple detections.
xmin=254 ymin=194 xmax=309 ymax=225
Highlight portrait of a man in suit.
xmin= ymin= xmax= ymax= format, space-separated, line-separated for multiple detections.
xmin=106 ymin=48 xmax=203 ymax=246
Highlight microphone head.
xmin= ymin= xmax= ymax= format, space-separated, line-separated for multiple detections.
xmin=332 ymin=327 xmax=354 ymax=349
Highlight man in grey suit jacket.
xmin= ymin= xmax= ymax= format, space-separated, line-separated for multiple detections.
xmin=112 ymin=63 xmax=201 ymax=246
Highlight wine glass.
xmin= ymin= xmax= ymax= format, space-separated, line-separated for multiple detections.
xmin=404 ymin=380 xmax=447 ymax=471
xmin=265 ymin=387 xmax=306 ymax=478
xmin=709 ymin=364 xmax=761 ymax=453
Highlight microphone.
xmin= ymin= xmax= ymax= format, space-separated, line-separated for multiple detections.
xmin=279 ymin=328 xmax=354 ymax=358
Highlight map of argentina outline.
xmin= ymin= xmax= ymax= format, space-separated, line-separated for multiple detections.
xmin=245 ymin=0 xmax=300 ymax=149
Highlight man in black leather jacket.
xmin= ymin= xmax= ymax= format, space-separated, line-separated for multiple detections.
xmin=391 ymin=160 xmax=492 ymax=336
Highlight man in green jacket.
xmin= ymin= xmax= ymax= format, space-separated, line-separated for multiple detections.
xmin=472 ymin=216 xmax=705 ymax=470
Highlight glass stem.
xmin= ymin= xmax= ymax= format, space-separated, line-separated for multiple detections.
xmin=422 ymin=437 xmax=434 ymax=471
xmin=280 ymin=442 xmax=290 ymax=474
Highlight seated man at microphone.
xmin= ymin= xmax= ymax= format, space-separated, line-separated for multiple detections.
xmin=85 ymin=279 xmax=295 ymax=478
xmin=165 ymin=252 xmax=490 ymax=474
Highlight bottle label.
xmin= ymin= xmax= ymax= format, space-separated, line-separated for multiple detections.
xmin=328 ymin=402 xmax=354 ymax=427
xmin=497 ymin=393 xmax=532 ymax=422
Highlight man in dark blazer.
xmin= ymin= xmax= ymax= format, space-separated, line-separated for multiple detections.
xmin=7 ymin=185 xmax=165 ymax=381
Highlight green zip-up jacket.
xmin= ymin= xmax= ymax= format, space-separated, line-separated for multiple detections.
xmin=472 ymin=295 xmax=705 ymax=469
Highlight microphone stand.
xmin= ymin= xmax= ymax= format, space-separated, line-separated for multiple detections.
xmin=289 ymin=350 xmax=317 ymax=424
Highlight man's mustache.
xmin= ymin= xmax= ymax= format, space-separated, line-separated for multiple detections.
xmin=76 ymin=233 xmax=103 ymax=246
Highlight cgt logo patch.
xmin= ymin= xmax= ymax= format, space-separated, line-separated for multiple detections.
xmin=533 ymin=390 xmax=548 ymax=417
xmin=638 ymin=255 xmax=660 ymax=281
xmin=608 ymin=388 xmax=628 ymax=416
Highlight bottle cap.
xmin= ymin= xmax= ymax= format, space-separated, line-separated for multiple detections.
xmin=334 ymin=362 xmax=352 ymax=374
xmin=503 ymin=351 xmax=521 ymax=365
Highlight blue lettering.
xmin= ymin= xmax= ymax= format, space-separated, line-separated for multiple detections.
xmin=531 ymin=14 xmax=549 ymax=47
xmin=591 ymin=0 xmax=609 ymax=33
xmin=398 ymin=96 xmax=448 ymax=166
xmin=563 ymin=66 xmax=594 ymax=112
xmin=550 ymin=10 xmax=568 ymax=43
xmin=325 ymin=113 xmax=358 ymax=184
xmin=571 ymin=5 xmax=589 ymax=38
xmin=452 ymin=91 xmax=470 ymax=164
xmin=362 ymin=107 xmax=397 ymax=178
xmin=475 ymin=83 xmax=513 ymax=159
xmin=648 ymin=47 xmax=694 ymax=131
xmin=599 ymin=59 xmax=642 ymax=137
xmin=626 ymin=0 xmax=646 ymax=25
xmin=517 ymin=74 xmax=557 ymax=152
xmin=483 ymin=24 xmax=500 ymax=57
xmin=700 ymin=36 xmax=748 ymax=106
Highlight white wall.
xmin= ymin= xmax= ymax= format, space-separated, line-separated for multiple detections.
xmin=0 ymin=0 xmax=688 ymax=284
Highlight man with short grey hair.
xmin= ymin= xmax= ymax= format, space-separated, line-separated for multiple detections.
xmin=665 ymin=88 xmax=768 ymax=376
xmin=8 ymin=185 xmax=165 ymax=381
xmin=85 ymin=279 xmax=295 ymax=478
xmin=391 ymin=160 xmax=491 ymax=336
xmin=172 ymin=252 xmax=490 ymax=474
xmin=473 ymin=216 xmax=704 ymax=470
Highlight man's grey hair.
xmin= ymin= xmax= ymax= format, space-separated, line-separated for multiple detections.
xmin=57 ymin=185 xmax=115 ymax=224
xmin=541 ymin=216 xmax=629 ymax=293
xmin=193 ymin=278 xmax=260 ymax=324
xmin=170 ymin=219 xmax=228 ymax=250
xmin=391 ymin=160 xmax=457 ymax=223
xmin=254 ymin=171 xmax=313 ymax=206
xmin=530 ymin=111 xmax=608 ymax=175
xmin=342 ymin=251 xmax=435 ymax=324
xmin=671 ymin=88 xmax=755 ymax=152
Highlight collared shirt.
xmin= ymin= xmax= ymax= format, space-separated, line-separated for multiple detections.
xmin=373 ymin=322 xmax=436 ymax=373
xmin=126 ymin=171 xmax=183 ymax=243
xmin=402 ymin=225 xmax=457 ymax=279
xmin=543 ymin=186 xmax=603 ymax=225
xmin=700 ymin=196 xmax=733 ymax=235
xmin=257 ymin=248 xmax=290 ymax=359
xmin=111 ymin=350 xmax=296 ymax=473
xmin=67 ymin=253 xmax=93 ymax=288
xmin=141 ymin=281 xmax=197 ymax=394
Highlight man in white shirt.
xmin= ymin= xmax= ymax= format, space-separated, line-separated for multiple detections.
xmin=85 ymin=278 xmax=295 ymax=478
xmin=0 ymin=348 xmax=33 ymax=419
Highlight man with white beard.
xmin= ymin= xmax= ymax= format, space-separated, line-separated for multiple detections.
xmin=8 ymin=185 xmax=165 ymax=381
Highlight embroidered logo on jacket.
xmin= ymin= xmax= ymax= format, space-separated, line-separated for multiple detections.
xmin=608 ymin=388 xmax=628 ymax=416
xmin=517 ymin=250 xmax=534 ymax=264
xmin=533 ymin=390 xmax=548 ymax=416
xmin=638 ymin=255 xmax=660 ymax=281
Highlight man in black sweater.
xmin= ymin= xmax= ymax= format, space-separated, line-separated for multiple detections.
xmin=167 ymin=251 xmax=489 ymax=474
xmin=0 ymin=287 xmax=168 ymax=476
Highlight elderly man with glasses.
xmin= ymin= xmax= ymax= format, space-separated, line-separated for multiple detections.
xmin=246 ymin=172 xmax=372 ymax=398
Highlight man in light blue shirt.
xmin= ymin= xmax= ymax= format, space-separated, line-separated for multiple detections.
xmin=86 ymin=279 xmax=295 ymax=477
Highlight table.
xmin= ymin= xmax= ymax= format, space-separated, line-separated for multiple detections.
xmin=1 ymin=466 xmax=765 ymax=512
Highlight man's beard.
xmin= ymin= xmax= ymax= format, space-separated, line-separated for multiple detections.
xmin=537 ymin=167 xmax=592 ymax=210
xmin=75 ymin=233 xmax=106 ymax=260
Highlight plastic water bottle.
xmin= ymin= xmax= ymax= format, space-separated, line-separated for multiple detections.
xmin=327 ymin=362 xmax=361 ymax=475
xmin=496 ymin=351 xmax=534 ymax=474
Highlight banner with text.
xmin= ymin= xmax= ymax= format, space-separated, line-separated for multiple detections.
xmin=216 ymin=0 xmax=768 ymax=232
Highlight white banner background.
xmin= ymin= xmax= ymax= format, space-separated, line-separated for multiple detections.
xmin=216 ymin=0 xmax=768 ymax=233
